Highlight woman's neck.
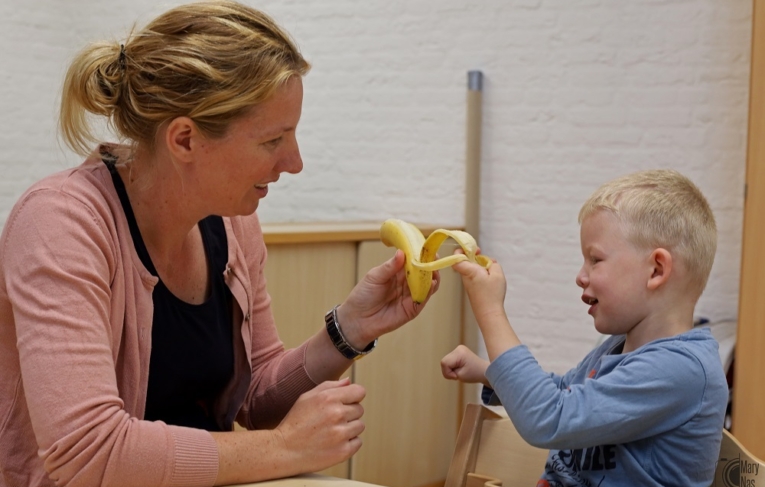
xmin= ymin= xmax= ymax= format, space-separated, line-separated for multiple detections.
xmin=115 ymin=145 xmax=205 ymax=265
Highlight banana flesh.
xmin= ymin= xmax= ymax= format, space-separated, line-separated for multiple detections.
xmin=379 ymin=219 xmax=492 ymax=303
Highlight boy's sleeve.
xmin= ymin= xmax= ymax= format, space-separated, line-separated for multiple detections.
xmin=485 ymin=344 xmax=709 ymax=450
xmin=481 ymin=369 xmax=568 ymax=407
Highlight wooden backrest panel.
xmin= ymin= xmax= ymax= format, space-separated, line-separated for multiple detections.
xmin=714 ymin=429 xmax=765 ymax=487
xmin=446 ymin=404 xmax=549 ymax=487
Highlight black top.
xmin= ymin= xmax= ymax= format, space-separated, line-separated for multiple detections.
xmin=105 ymin=157 xmax=235 ymax=431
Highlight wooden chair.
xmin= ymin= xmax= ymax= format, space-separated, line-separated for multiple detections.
xmin=714 ymin=429 xmax=765 ymax=487
xmin=445 ymin=403 xmax=548 ymax=487
xmin=446 ymin=405 xmax=765 ymax=487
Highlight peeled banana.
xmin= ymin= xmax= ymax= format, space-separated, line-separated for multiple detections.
xmin=379 ymin=219 xmax=492 ymax=303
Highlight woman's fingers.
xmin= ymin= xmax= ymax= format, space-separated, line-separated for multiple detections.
xmin=364 ymin=249 xmax=405 ymax=285
xmin=274 ymin=379 xmax=369 ymax=473
xmin=342 ymin=402 xmax=364 ymax=422
xmin=344 ymin=418 xmax=366 ymax=439
xmin=325 ymin=381 xmax=365 ymax=404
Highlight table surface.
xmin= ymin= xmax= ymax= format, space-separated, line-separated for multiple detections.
xmin=232 ymin=473 xmax=384 ymax=487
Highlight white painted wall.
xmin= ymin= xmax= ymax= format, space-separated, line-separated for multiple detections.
xmin=0 ymin=0 xmax=751 ymax=373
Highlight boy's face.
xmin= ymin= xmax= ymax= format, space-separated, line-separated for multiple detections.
xmin=576 ymin=211 xmax=653 ymax=336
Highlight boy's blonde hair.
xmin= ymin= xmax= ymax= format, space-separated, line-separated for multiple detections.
xmin=578 ymin=169 xmax=717 ymax=298
xmin=59 ymin=0 xmax=310 ymax=156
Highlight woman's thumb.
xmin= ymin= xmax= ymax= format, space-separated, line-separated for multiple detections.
xmin=366 ymin=249 xmax=405 ymax=283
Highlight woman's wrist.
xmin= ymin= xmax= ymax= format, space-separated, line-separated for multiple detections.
xmin=335 ymin=303 xmax=375 ymax=350
xmin=211 ymin=429 xmax=296 ymax=485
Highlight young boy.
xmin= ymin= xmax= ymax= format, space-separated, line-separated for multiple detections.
xmin=442 ymin=169 xmax=728 ymax=487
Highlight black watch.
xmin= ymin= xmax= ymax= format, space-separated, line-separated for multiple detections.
xmin=325 ymin=305 xmax=377 ymax=360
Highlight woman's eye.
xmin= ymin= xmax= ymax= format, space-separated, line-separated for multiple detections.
xmin=264 ymin=136 xmax=282 ymax=147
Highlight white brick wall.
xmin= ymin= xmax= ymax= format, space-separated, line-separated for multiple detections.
xmin=0 ymin=0 xmax=751 ymax=373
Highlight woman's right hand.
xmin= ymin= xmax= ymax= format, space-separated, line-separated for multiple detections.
xmin=275 ymin=378 xmax=366 ymax=472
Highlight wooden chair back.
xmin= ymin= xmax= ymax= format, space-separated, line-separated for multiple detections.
xmin=447 ymin=406 xmax=765 ymax=487
xmin=445 ymin=403 xmax=549 ymax=487
xmin=714 ymin=429 xmax=765 ymax=487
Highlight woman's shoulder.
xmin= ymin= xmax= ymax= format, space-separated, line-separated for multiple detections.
xmin=16 ymin=152 xmax=115 ymax=207
xmin=3 ymin=153 xmax=120 ymax=241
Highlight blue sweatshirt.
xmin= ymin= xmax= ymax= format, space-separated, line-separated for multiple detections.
xmin=484 ymin=328 xmax=728 ymax=487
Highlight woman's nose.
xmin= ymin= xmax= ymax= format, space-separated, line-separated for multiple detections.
xmin=278 ymin=143 xmax=303 ymax=175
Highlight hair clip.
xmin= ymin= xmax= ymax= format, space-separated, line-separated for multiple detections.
xmin=119 ymin=44 xmax=126 ymax=70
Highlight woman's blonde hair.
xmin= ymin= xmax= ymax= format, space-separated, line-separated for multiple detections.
xmin=578 ymin=169 xmax=717 ymax=298
xmin=59 ymin=0 xmax=310 ymax=156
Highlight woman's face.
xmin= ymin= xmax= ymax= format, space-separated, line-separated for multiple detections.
xmin=194 ymin=76 xmax=304 ymax=216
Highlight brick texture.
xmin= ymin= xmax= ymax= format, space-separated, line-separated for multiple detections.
xmin=0 ymin=0 xmax=751 ymax=372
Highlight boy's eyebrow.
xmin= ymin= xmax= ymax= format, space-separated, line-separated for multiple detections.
xmin=583 ymin=244 xmax=603 ymax=254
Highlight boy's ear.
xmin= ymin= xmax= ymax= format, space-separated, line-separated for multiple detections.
xmin=164 ymin=116 xmax=199 ymax=164
xmin=647 ymin=248 xmax=672 ymax=290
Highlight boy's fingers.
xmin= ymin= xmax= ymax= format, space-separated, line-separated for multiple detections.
xmin=440 ymin=348 xmax=466 ymax=378
xmin=440 ymin=362 xmax=459 ymax=380
xmin=451 ymin=260 xmax=473 ymax=275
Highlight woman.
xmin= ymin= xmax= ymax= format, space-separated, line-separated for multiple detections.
xmin=0 ymin=2 xmax=438 ymax=486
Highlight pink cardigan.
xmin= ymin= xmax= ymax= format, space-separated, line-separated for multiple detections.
xmin=0 ymin=153 xmax=316 ymax=487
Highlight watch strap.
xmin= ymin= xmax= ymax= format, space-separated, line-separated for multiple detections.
xmin=325 ymin=305 xmax=377 ymax=360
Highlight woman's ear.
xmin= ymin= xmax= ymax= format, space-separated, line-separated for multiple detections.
xmin=647 ymin=248 xmax=673 ymax=291
xmin=164 ymin=116 xmax=198 ymax=163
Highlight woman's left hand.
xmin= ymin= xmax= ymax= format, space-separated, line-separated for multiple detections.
xmin=336 ymin=250 xmax=440 ymax=348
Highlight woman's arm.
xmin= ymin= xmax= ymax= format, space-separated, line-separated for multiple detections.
xmin=212 ymin=378 xmax=365 ymax=485
xmin=302 ymin=249 xmax=440 ymax=382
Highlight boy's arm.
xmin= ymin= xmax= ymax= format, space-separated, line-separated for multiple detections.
xmin=486 ymin=344 xmax=715 ymax=450
xmin=451 ymin=260 xmax=520 ymax=360
xmin=441 ymin=345 xmax=491 ymax=386
xmin=450 ymin=259 xmax=571 ymax=389
xmin=451 ymin=260 xmax=720 ymax=450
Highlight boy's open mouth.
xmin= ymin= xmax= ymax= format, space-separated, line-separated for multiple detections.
xmin=583 ymin=296 xmax=598 ymax=315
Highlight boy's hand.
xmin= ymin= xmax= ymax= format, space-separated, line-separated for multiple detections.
xmin=441 ymin=345 xmax=491 ymax=387
xmin=451 ymin=258 xmax=507 ymax=324
xmin=453 ymin=255 xmax=522 ymax=360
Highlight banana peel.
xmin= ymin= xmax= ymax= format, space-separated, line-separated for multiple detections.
xmin=379 ymin=218 xmax=492 ymax=303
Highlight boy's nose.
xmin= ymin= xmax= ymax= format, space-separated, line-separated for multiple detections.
xmin=575 ymin=267 xmax=588 ymax=288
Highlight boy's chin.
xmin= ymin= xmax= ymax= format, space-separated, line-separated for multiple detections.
xmin=593 ymin=320 xmax=617 ymax=336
